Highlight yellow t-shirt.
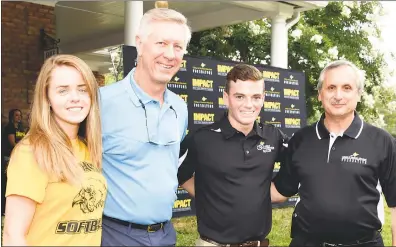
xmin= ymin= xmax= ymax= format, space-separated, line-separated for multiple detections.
xmin=6 ymin=139 xmax=107 ymax=246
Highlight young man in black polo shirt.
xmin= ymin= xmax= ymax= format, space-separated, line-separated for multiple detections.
xmin=178 ymin=64 xmax=288 ymax=247
xmin=272 ymin=60 xmax=396 ymax=247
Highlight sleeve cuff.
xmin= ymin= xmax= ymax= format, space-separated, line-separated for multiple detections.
xmin=177 ymin=173 xmax=193 ymax=186
xmin=273 ymin=176 xmax=298 ymax=197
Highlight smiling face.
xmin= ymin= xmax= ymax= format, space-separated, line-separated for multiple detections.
xmin=318 ymin=65 xmax=361 ymax=119
xmin=135 ymin=21 xmax=186 ymax=84
xmin=47 ymin=65 xmax=91 ymax=135
xmin=224 ymin=79 xmax=265 ymax=131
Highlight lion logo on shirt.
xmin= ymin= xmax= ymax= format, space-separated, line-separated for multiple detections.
xmin=72 ymin=178 xmax=107 ymax=213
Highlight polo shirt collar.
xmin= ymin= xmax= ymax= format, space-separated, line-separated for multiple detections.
xmin=218 ymin=113 xmax=266 ymax=140
xmin=125 ymin=68 xmax=170 ymax=107
xmin=316 ymin=111 xmax=364 ymax=140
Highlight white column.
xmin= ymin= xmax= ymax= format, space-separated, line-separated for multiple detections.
xmin=124 ymin=1 xmax=144 ymax=46
xmin=270 ymin=14 xmax=288 ymax=69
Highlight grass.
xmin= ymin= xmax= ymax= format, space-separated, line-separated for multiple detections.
xmin=1 ymin=201 xmax=392 ymax=246
xmin=171 ymin=208 xmax=294 ymax=246
xmin=172 ymin=201 xmax=392 ymax=246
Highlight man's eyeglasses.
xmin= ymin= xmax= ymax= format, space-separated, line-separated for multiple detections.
xmin=138 ymin=99 xmax=180 ymax=146
xmin=129 ymin=75 xmax=180 ymax=146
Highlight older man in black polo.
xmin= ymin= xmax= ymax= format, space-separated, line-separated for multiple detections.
xmin=272 ymin=60 xmax=396 ymax=247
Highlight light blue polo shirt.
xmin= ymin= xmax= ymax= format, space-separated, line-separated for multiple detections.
xmin=99 ymin=68 xmax=188 ymax=224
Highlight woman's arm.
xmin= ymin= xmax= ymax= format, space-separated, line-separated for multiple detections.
xmin=8 ymin=134 xmax=16 ymax=147
xmin=3 ymin=195 xmax=36 ymax=246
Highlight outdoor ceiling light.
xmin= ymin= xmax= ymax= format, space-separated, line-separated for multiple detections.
xmin=155 ymin=1 xmax=169 ymax=8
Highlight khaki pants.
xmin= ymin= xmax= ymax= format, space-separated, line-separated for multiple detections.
xmin=196 ymin=237 xmax=218 ymax=246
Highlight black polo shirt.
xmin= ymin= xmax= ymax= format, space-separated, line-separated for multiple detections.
xmin=178 ymin=116 xmax=287 ymax=244
xmin=273 ymin=112 xmax=396 ymax=242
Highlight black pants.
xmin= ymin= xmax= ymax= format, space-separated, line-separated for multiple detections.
xmin=1 ymin=157 xmax=8 ymax=215
xmin=290 ymin=232 xmax=384 ymax=247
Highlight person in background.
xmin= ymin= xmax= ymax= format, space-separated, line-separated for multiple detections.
xmin=3 ymin=54 xmax=106 ymax=246
xmin=1 ymin=108 xmax=27 ymax=216
xmin=3 ymin=109 xmax=26 ymax=161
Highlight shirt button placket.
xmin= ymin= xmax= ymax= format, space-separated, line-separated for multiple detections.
xmin=244 ymin=149 xmax=250 ymax=163
xmin=243 ymin=140 xmax=250 ymax=161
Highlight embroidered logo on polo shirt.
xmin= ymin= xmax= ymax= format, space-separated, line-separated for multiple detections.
xmin=257 ymin=141 xmax=275 ymax=153
xmin=341 ymin=152 xmax=367 ymax=164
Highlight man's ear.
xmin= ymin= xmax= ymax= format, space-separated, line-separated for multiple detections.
xmin=223 ymin=91 xmax=229 ymax=107
xmin=358 ymin=90 xmax=363 ymax=102
xmin=135 ymin=35 xmax=143 ymax=56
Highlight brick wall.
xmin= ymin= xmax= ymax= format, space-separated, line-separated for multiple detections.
xmin=1 ymin=1 xmax=55 ymax=125
xmin=1 ymin=1 xmax=105 ymax=126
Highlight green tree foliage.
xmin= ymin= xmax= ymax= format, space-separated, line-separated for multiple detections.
xmin=187 ymin=1 xmax=395 ymax=133
xmin=104 ymin=45 xmax=124 ymax=85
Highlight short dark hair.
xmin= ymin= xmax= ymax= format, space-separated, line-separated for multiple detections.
xmin=225 ymin=64 xmax=264 ymax=93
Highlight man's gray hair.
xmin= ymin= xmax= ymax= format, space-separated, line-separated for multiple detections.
xmin=137 ymin=8 xmax=191 ymax=52
xmin=317 ymin=60 xmax=365 ymax=94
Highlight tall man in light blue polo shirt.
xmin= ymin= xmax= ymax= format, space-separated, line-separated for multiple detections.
xmin=99 ymin=8 xmax=191 ymax=246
